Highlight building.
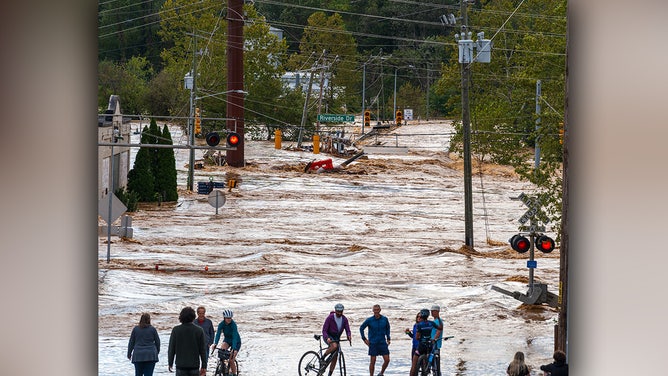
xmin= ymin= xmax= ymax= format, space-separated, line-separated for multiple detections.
xmin=98 ymin=95 xmax=131 ymax=200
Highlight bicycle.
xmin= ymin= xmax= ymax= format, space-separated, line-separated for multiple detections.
xmin=211 ymin=347 xmax=239 ymax=376
xmin=417 ymin=336 xmax=454 ymax=376
xmin=298 ymin=334 xmax=349 ymax=376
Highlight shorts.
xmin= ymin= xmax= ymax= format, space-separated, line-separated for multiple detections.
xmin=368 ymin=342 xmax=389 ymax=356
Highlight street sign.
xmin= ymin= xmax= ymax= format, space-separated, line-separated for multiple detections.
xmin=317 ymin=114 xmax=355 ymax=123
xmin=98 ymin=194 xmax=127 ymax=224
xmin=519 ymin=225 xmax=546 ymax=233
xmin=208 ymin=190 xmax=226 ymax=208
xmin=527 ymin=260 xmax=537 ymax=269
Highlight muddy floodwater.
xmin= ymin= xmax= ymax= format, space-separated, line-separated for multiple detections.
xmin=99 ymin=121 xmax=561 ymax=375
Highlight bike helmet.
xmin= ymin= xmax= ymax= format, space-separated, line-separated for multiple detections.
xmin=334 ymin=303 xmax=344 ymax=312
xmin=419 ymin=309 xmax=430 ymax=319
xmin=223 ymin=309 xmax=234 ymax=318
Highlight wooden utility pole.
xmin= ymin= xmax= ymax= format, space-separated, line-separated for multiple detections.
xmin=460 ymin=0 xmax=474 ymax=247
xmin=556 ymin=6 xmax=570 ymax=355
xmin=226 ymin=0 xmax=245 ymax=167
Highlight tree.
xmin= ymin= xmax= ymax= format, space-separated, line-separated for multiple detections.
xmin=435 ymin=0 xmax=567 ymax=224
xmin=127 ymin=125 xmax=155 ymax=201
xmin=154 ymin=124 xmax=179 ymax=202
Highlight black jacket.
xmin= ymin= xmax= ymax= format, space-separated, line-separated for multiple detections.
xmin=540 ymin=362 xmax=568 ymax=376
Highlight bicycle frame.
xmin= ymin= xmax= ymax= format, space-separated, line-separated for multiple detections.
xmin=298 ymin=334 xmax=348 ymax=376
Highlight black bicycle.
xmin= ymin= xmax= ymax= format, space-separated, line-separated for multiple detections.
xmin=298 ymin=334 xmax=348 ymax=376
xmin=211 ymin=347 xmax=239 ymax=376
xmin=417 ymin=336 xmax=453 ymax=376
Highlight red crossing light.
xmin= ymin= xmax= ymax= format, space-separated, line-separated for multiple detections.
xmin=205 ymin=132 xmax=221 ymax=147
xmin=509 ymin=234 xmax=530 ymax=253
xmin=535 ymin=235 xmax=555 ymax=253
xmin=226 ymin=132 xmax=241 ymax=147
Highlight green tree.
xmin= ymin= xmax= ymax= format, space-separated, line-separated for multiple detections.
xmin=154 ymin=124 xmax=179 ymax=202
xmin=127 ymin=125 xmax=155 ymax=201
xmin=436 ymin=0 xmax=567 ymax=224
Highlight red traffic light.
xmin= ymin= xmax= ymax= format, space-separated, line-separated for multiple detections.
xmin=205 ymin=132 xmax=221 ymax=146
xmin=226 ymin=132 xmax=241 ymax=147
xmin=535 ymin=235 xmax=555 ymax=253
xmin=509 ymin=234 xmax=530 ymax=253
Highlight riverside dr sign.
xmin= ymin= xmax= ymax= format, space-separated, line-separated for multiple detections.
xmin=317 ymin=114 xmax=355 ymax=123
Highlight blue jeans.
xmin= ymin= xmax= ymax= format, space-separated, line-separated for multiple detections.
xmin=133 ymin=361 xmax=156 ymax=376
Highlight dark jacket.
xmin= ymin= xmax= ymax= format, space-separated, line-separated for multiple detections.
xmin=194 ymin=317 xmax=215 ymax=347
xmin=168 ymin=322 xmax=207 ymax=370
xmin=127 ymin=325 xmax=160 ymax=363
xmin=540 ymin=361 xmax=568 ymax=376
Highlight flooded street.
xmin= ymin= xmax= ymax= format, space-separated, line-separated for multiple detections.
xmin=99 ymin=121 xmax=561 ymax=375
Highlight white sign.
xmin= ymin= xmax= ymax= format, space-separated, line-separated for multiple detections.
xmin=403 ymin=108 xmax=413 ymax=121
xmin=208 ymin=190 xmax=226 ymax=208
xmin=98 ymin=194 xmax=127 ymax=224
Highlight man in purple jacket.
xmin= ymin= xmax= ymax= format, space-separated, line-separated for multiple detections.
xmin=321 ymin=303 xmax=352 ymax=376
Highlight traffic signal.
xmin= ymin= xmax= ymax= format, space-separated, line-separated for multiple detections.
xmin=395 ymin=110 xmax=403 ymax=125
xmin=535 ymin=235 xmax=555 ymax=253
xmin=226 ymin=132 xmax=241 ymax=147
xmin=195 ymin=107 xmax=201 ymax=135
xmin=509 ymin=234 xmax=530 ymax=253
xmin=205 ymin=132 xmax=221 ymax=146
xmin=364 ymin=110 xmax=371 ymax=128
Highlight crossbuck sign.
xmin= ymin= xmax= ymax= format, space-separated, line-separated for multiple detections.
xmin=513 ymin=192 xmax=549 ymax=232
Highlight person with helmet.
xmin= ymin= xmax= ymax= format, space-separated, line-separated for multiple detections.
xmin=211 ymin=309 xmax=241 ymax=376
xmin=410 ymin=309 xmax=442 ymax=376
xmin=405 ymin=311 xmax=423 ymax=376
xmin=321 ymin=303 xmax=352 ymax=376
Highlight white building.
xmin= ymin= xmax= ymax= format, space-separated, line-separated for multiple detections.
xmin=97 ymin=95 xmax=131 ymax=200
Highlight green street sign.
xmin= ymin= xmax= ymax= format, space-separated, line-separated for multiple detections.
xmin=317 ymin=114 xmax=355 ymax=123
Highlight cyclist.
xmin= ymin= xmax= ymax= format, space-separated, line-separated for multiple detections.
xmin=429 ymin=305 xmax=444 ymax=376
xmin=405 ymin=312 xmax=423 ymax=376
xmin=322 ymin=303 xmax=352 ymax=376
xmin=411 ymin=309 xmax=442 ymax=376
xmin=211 ymin=310 xmax=241 ymax=376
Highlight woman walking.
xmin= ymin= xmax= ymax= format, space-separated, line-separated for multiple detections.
xmin=127 ymin=313 xmax=160 ymax=376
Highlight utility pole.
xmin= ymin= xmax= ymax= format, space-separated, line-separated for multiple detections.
xmin=187 ymin=32 xmax=197 ymax=191
xmin=535 ymin=80 xmax=542 ymax=172
xmin=315 ymin=55 xmax=327 ymax=134
xmin=298 ymin=67 xmax=316 ymax=148
xmin=460 ymin=0 xmax=474 ymax=247
xmin=362 ymin=63 xmax=366 ymax=134
xmin=226 ymin=0 xmax=245 ymax=167
xmin=557 ymin=12 xmax=570 ymax=356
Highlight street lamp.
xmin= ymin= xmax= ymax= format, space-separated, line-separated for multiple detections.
xmin=106 ymin=127 xmax=123 ymax=263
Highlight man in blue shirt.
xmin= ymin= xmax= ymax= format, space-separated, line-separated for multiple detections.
xmin=359 ymin=304 xmax=391 ymax=376
xmin=430 ymin=305 xmax=444 ymax=376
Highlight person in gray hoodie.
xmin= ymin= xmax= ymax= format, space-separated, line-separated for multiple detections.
xmin=127 ymin=313 xmax=160 ymax=376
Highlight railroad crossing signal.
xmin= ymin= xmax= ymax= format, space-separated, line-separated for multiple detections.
xmin=509 ymin=234 xmax=530 ymax=253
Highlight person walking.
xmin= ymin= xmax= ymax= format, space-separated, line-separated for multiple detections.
xmin=127 ymin=313 xmax=160 ymax=376
xmin=322 ymin=303 xmax=352 ymax=376
xmin=194 ymin=306 xmax=215 ymax=348
xmin=211 ymin=309 xmax=241 ymax=376
xmin=506 ymin=351 xmax=530 ymax=376
xmin=359 ymin=304 xmax=391 ymax=376
xmin=540 ymin=350 xmax=568 ymax=376
xmin=168 ymin=307 xmax=208 ymax=376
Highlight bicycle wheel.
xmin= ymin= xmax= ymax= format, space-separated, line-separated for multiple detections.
xmin=214 ymin=360 xmax=224 ymax=376
xmin=417 ymin=354 xmax=431 ymax=376
xmin=298 ymin=351 xmax=322 ymax=376
xmin=337 ymin=351 xmax=346 ymax=376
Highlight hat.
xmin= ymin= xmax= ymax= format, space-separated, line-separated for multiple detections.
xmin=430 ymin=304 xmax=441 ymax=311
xmin=334 ymin=303 xmax=344 ymax=311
